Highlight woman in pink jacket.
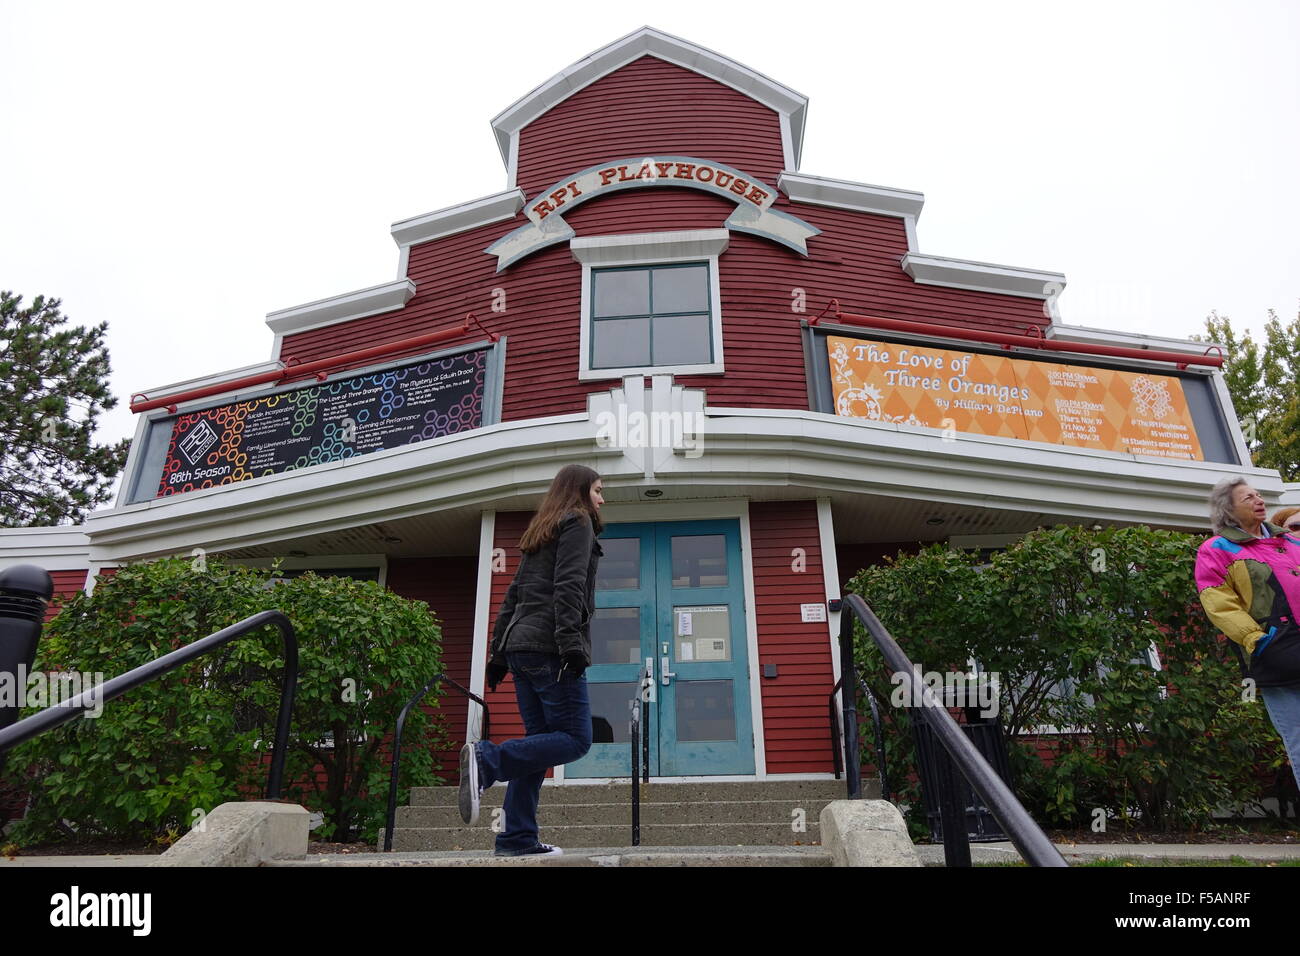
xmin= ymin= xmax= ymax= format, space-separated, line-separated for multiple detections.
xmin=1195 ymin=477 xmax=1300 ymax=789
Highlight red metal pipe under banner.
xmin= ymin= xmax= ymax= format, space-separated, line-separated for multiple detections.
xmin=809 ymin=301 xmax=1223 ymax=369
xmin=130 ymin=314 xmax=497 ymax=414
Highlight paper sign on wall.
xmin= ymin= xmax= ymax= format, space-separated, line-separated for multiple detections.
xmin=801 ymin=603 xmax=827 ymax=623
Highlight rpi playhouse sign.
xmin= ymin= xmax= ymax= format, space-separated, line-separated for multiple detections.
xmin=487 ymin=155 xmax=819 ymax=269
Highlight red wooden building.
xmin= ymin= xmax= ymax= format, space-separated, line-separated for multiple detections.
xmin=2 ymin=27 xmax=1269 ymax=785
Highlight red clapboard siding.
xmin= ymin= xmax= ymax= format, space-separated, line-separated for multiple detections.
xmin=279 ymin=57 xmax=1050 ymax=424
xmin=749 ymin=500 xmax=836 ymax=774
xmin=43 ymin=569 xmax=90 ymax=623
xmin=386 ymin=556 xmax=478 ymax=779
xmin=515 ymin=55 xmax=786 ymax=199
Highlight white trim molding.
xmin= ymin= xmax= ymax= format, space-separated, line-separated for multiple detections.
xmin=778 ymin=171 xmax=924 ymax=221
xmin=570 ymin=228 xmax=729 ymax=268
xmin=264 ymin=279 xmax=416 ymax=337
xmin=573 ymin=230 xmax=728 ymax=381
xmin=901 ymin=251 xmax=1065 ymax=300
xmin=390 ymin=189 xmax=525 ymax=249
xmin=0 ymin=525 xmax=92 ymax=571
xmin=1045 ymin=323 xmax=1223 ymax=355
xmin=490 ymin=26 xmax=808 ymax=184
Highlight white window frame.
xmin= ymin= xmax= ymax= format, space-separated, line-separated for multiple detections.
xmin=571 ymin=229 xmax=729 ymax=381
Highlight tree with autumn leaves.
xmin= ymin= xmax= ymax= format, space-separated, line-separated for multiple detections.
xmin=0 ymin=290 xmax=130 ymax=527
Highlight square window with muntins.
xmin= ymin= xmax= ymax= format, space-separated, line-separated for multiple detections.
xmin=590 ymin=263 xmax=713 ymax=369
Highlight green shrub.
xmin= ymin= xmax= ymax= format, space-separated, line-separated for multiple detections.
xmin=4 ymin=554 xmax=446 ymax=845
xmin=847 ymin=525 xmax=1283 ymax=836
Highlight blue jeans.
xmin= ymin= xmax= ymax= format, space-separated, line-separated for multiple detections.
xmin=475 ymin=651 xmax=592 ymax=852
xmin=1260 ymin=683 xmax=1300 ymax=792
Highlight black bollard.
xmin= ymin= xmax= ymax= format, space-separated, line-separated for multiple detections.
xmin=0 ymin=565 xmax=55 ymax=776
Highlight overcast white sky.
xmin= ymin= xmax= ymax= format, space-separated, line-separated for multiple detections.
xmin=3 ymin=1 xmax=1297 ymax=469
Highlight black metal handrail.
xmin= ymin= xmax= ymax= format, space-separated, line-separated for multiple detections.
xmin=628 ymin=665 xmax=652 ymax=846
xmin=0 ymin=610 xmax=298 ymax=799
xmin=383 ymin=672 xmax=489 ymax=852
xmin=828 ymin=677 xmax=891 ymax=800
xmin=837 ymin=592 xmax=1067 ymax=867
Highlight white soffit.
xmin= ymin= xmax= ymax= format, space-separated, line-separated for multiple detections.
xmin=265 ymin=279 xmax=417 ymax=336
xmin=391 ymin=189 xmax=525 ymax=248
xmin=1046 ymin=322 xmax=1223 ymax=356
xmin=901 ymin=252 xmax=1066 ymax=300
xmin=778 ymin=172 xmax=924 ymax=220
xmin=490 ymin=26 xmax=809 ymax=178
xmin=570 ymin=229 xmax=730 ymax=266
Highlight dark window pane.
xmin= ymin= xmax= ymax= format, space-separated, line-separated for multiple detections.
xmin=590 ymin=607 xmax=641 ymax=665
xmin=596 ymin=537 xmax=640 ymax=589
xmin=671 ymin=534 xmax=728 ymax=587
xmin=588 ymin=682 xmax=639 ymax=744
xmin=651 ymin=314 xmax=711 ymax=365
xmin=676 ymin=680 xmax=735 ymax=741
xmin=594 ymin=270 xmax=649 ymax=317
xmin=592 ymin=317 xmax=650 ymax=368
xmin=653 ymin=265 xmax=709 ymax=313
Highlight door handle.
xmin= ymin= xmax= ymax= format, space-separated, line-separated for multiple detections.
xmin=641 ymin=657 xmax=657 ymax=702
xmin=661 ymin=655 xmax=677 ymax=685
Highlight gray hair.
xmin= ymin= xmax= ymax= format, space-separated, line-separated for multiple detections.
xmin=1208 ymin=477 xmax=1251 ymax=533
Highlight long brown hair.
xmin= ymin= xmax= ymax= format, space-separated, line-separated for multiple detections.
xmin=518 ymin=464 xmax=603 ymax=553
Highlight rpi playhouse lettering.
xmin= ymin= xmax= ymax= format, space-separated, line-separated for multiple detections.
xmin=486 ymin=156 xmax=819 ymax=270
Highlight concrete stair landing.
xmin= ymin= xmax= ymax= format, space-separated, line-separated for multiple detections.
xmin=383 ymin=778 xmax=878 ymax=853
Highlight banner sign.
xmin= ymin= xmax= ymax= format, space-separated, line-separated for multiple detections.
xmin=156 ymin=349 xmax=487 ymax=497
xmin=486 ymin=155 xmax=820 ymax=270
xmin=826 ymin=335 xmax=1204 ymax=460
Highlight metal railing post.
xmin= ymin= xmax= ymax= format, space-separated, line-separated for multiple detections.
xmin=384 ymin=673 xmax=488 ymax=852
xmin=838 ymin=607 xmax=862 ymax=799
xmin=630 ymin=694 xmax=641 ymax=847
xmin=839 ymin=593 xmax=1067 ymax=867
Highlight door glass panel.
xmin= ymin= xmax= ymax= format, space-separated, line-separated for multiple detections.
xmin=590 ymin=607 xmax=641 ymax=665
xmin=588 ymin=681 xmax=639 ymax=744
xmin=673 ymin=605 xmax=730 ymax=662
xmin=671 ymin=534 xmax=727 ymax=587
xmin=676 ymin=680 xmax=735 ymax=741
xmin=596 ymin=537 xmax=640 ymax=589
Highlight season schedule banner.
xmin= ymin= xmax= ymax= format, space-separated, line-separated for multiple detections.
xmin=156 ymin=349 xmax=487 ymax=497
xmin=826 ymin=335 xmax=1203 ymax=460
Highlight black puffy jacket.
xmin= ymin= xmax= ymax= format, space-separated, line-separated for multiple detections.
xmin=489 ymin=510 xmax=603 ymax=666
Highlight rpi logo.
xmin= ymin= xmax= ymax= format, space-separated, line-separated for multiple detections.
xmin=178 ymin=419 xmax=218 ymax=465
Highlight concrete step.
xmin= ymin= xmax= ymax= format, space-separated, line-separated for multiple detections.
xmin=271 ymin=845 xmax=834 ymax=866
xmin=408 ymin=778 xmax=875 ymax=806
xmin=385 ymin=822 xmax=826 ymax=852
xmin=397 ymin=798 xmax=838 ymax=828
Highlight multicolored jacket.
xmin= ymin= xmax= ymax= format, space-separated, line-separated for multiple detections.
xmin=1195 ymin=522 xmax=1300 ymax=687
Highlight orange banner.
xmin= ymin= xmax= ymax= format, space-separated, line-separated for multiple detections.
xmin=826 ymin=335 xmax=1203 ymax=460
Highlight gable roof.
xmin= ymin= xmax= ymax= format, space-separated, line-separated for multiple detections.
xmin=490 ymin=26 xmax=808 ymax=180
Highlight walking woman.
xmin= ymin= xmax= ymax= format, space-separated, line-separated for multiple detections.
xmin=1196 ymin=477 xmax=1300 ymax=791
xmin=459 ymin=464 xmax=604 ymax=856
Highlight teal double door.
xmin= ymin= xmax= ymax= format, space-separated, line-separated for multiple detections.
xmin=566 ymin=519 xmax=755 ymax=778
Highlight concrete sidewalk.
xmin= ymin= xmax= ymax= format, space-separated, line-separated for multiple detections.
xmin=916 ymin=841 xmax=1300 ymax=865
xmin=3 ymin=842 xmax=1298 ymax=866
